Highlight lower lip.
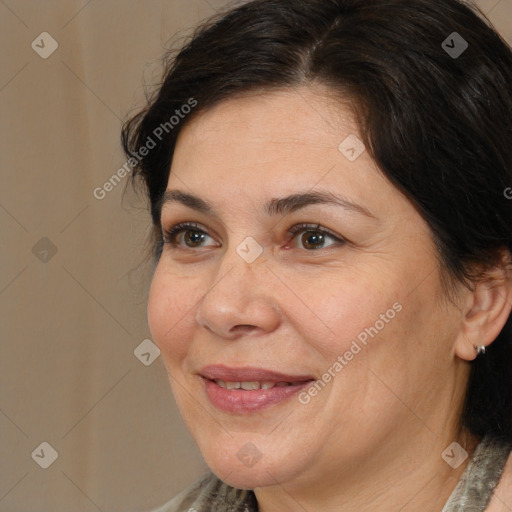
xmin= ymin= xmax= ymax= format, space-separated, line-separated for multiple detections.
xmin=202 ymin=378 xmax=312 ymax=414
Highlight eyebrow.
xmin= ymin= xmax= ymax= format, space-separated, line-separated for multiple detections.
xmin=159 ymin=189 xmax=376 ymax=219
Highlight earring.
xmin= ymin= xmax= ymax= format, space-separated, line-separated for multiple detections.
xmin=474 ymin=345 xmax=486 ymax=356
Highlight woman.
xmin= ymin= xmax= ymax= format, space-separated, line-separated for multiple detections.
xmin=122 ymin=0 xmax=512 ymax=510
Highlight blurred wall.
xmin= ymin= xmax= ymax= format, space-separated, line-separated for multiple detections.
xmin=1 ymin=0 xmax=511 ymax=511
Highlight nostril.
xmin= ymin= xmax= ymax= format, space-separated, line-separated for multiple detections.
xmin=233 ymin=324 xmax=256 ymax=332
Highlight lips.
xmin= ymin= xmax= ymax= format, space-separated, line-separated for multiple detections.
xmin=200 ymin=365 xmax=314 ymax=383
xmin=199 ymin=365 xmax=315 ymax=413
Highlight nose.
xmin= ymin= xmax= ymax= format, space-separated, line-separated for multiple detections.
xmin=194 ymin=251 xmax=282 ymax=340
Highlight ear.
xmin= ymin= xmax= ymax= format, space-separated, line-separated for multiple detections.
xmin=455 ymin=250 xmax=512 ymax=361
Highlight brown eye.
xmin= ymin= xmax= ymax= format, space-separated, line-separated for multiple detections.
xmin=288 ymin=224 xmax=345 ymax=251
xmin=182 ymin=230 xmax=207 ymax=247
xmin=162 ymin=223 xmax=218 ymax=248
xmin=300 ymin=231 xmax=329 ymax=250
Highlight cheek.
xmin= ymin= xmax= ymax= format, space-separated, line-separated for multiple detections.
xmin=352 ymin=272 xmax=452 ymax=393
xmin=147 ymin=266 xmax=198 ymax=365
xmin=281 ymin=267 xmax=401 ymax=361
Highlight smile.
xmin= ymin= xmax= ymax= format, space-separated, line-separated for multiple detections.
xmin=199 ymin=366 xmax=314 ymax=413
xmin=214 ymin=380 xmax=298 ymax=390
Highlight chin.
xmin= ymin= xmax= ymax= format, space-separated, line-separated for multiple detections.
xmin=200 ymin=440 xmax=303 ymax=491
xmin=210 ymin=462 xmax=283 ymax=490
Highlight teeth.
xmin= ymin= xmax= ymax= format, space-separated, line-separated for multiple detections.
xmin=240 ymin=381 xmax=260 ymax=390
xmin=214 ymin=380 xmax=292 ymax=390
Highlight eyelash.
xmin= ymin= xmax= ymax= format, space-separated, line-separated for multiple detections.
xmin=162 ymin=222 xmax=346 ymax=250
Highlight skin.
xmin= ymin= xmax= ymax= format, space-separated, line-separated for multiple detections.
xmin=147 ymin=86 xmax=512 ymax=511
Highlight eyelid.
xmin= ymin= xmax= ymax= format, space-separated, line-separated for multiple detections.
xmin=286 ymin=223 xmax=345 ymax=241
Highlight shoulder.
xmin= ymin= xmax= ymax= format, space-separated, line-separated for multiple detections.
xmin=487 ymin=450 xmax=512 ymax=512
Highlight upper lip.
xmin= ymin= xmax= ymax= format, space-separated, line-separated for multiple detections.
xmin=200 ymin=365 xmax=315 ymax=383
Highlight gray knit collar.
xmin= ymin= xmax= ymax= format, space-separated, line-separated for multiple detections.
xmin=442 ymin=434 xmax=511 ymax=512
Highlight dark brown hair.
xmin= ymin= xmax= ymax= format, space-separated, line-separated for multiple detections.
xmin=122 ymin=0 xmax=512 ymax=441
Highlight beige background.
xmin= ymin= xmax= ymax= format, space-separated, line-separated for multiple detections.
xmin=1 ymin=1 xmax=511 ymax=511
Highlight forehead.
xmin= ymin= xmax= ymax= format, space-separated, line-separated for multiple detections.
xmin=172 ymin=89 xmax=365 ymax=181
xmin=166 ymin=87 xmax=409 ymax=223
xmin=177 ymin=87 xmax=355 ymax=153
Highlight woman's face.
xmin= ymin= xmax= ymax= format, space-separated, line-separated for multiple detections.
xmin=148 ymin=87 xmax=470 ymax=492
